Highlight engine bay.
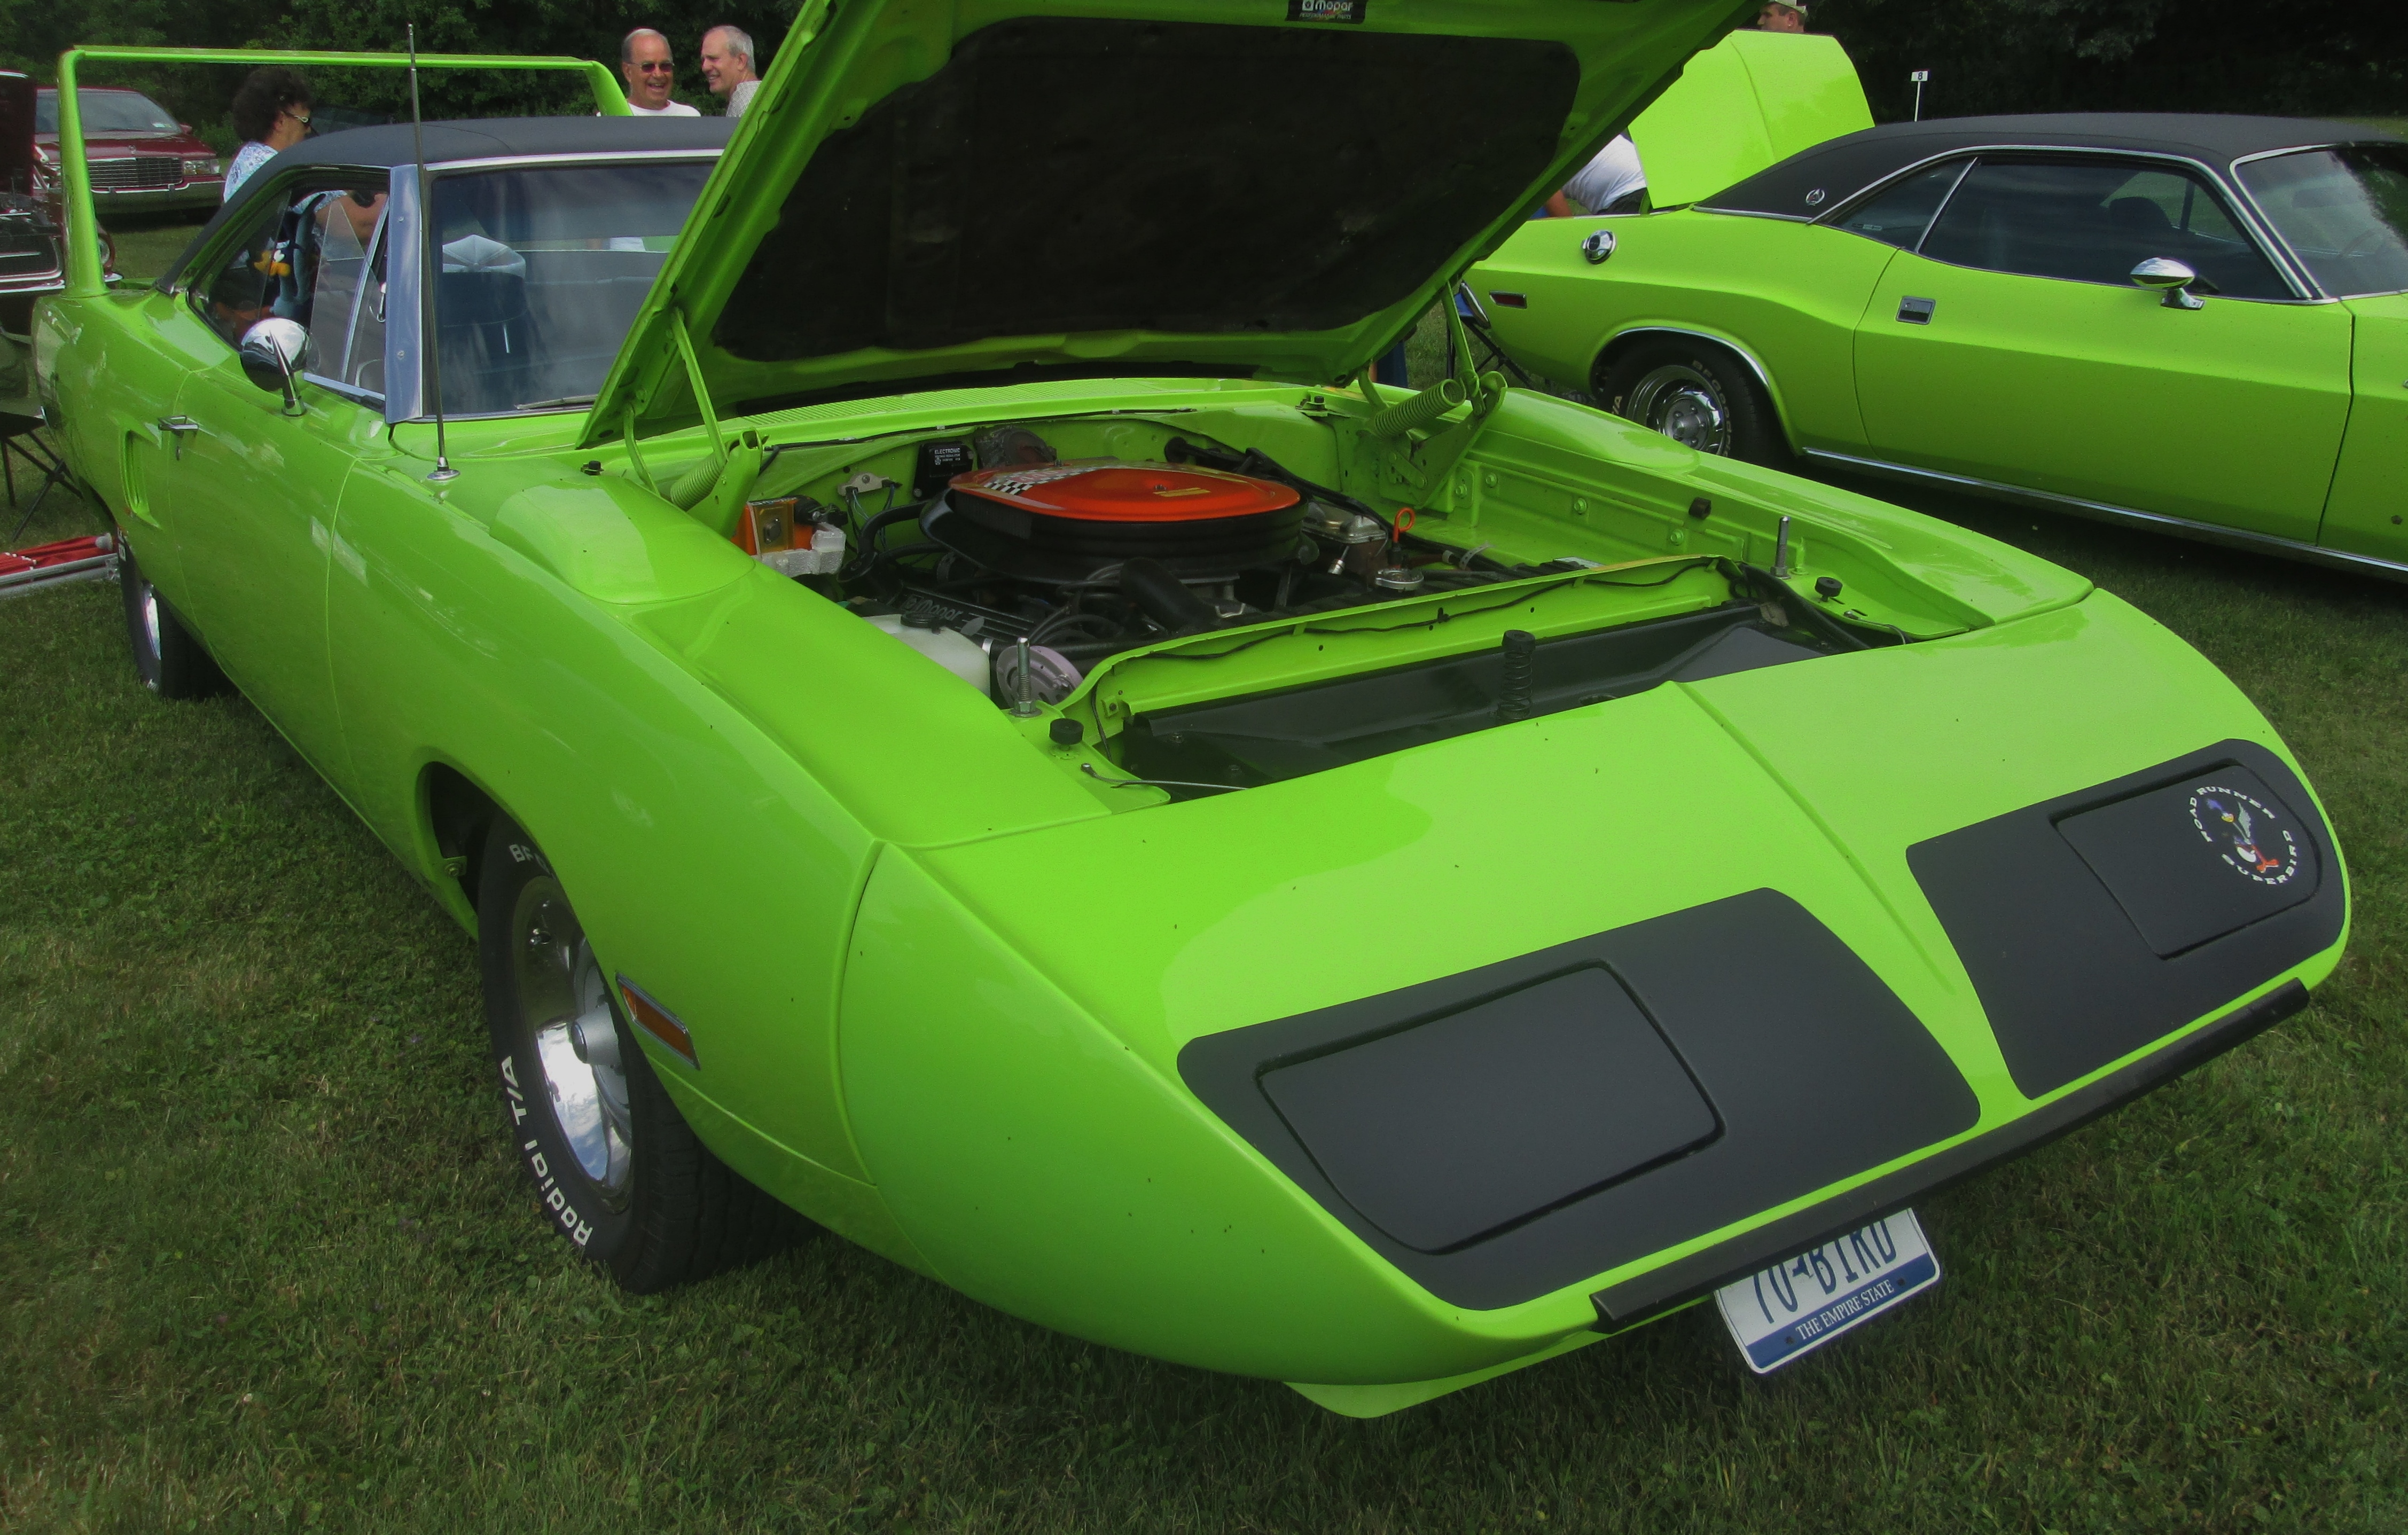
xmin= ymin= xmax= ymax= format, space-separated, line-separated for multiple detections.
xmin=710 ymin=405 xmax=1916 ymax=801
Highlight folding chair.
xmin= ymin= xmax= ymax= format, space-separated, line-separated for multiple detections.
xmin=2 ymin=408 xmax=70 ymax=545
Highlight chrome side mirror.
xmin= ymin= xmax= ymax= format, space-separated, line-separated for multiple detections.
xmin=2130 ymin=257 xmax=2204 ymax=310
xmin=1581 ymin=228 xmax=1617 ymax=265
xmin=238 ymin=317 xmax=313 ymax=412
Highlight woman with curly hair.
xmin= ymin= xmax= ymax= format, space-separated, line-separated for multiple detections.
xmin=223 ymin=66 xmax=314 ymax=201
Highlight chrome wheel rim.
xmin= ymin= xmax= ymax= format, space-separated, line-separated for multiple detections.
xmin=140 ymin=584 xmax=163 ymax=661
xmin=1622 ymin=363 xmax=1732 ymax=456
xmin=511 ymin=875 xmax=634 ymax=1205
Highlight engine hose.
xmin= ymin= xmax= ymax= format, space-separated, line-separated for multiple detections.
xmin=1166 ymin=439 xmax=1378 ymax=526
xmin=835 ymin=503 xmax=930 ymax=583
xmin=1163 ymin=440 xmax=1488 ymax=574
xmin=1120 ymin=557 xmax=1221 ymax=635
xmin=1047 ymin=639 xmax=1132 ymax=662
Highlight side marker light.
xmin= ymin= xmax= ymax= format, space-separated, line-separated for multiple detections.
xmin=616 ymin=976 xmax=698 ymax=1067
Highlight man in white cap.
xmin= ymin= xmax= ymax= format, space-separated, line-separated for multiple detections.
xmin=700 ymin=25 xmax=762 ymax=119
xmin=1757 ymin=2 xmax=1808 ymax=30
xmin=620 ymin=29 xmax=700 ymax=115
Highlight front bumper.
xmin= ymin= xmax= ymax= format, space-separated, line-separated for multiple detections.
xmin=1589 ymin=975 xmax=2307 ymax=1328
xmin=88 ymin=182 xmax=221 ymax=213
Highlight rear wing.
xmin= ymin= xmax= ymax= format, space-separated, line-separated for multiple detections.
xmin=53 ymin=45 xmax=632 ymax=296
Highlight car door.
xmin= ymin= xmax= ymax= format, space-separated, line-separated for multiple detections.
xmin=2237 ymin=143 xmax=2408 ymax=566
xmin=1852 ymin=155 xmax=2351 ymax=543
xmin=157 ymin=169 xmax=390 ymax=776
xmin=2318 ymin=293 xmax=2408 ymax=565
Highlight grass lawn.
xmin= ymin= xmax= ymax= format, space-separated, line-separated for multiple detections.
xmin=3 ymin=237 xmax=2405 ymax=1532
xmin=105 ymin=215 xmax=214 ymax=292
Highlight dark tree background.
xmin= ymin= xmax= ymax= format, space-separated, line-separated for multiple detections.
xmin=1 ymin=0 xmax=2401 ymax=147
xmin=1817 ymin=0 xmax=2407 ymax=123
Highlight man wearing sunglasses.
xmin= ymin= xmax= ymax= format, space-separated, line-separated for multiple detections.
xmin=620 ymin=29 xmax=700 ymax=116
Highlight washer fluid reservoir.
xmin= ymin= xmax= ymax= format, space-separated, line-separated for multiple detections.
xmin=865 ymin=612 xmax=991 ymax=696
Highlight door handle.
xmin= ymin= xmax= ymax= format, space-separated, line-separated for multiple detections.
xmin=157 ymin=417 xmax=201 ymax=459
xmin=1896 ymin=297 xmax=1936 ymax=325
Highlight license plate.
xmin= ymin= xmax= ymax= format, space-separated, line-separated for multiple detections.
xmin=1714 ymin=1210 xmax=1940 ymax=1374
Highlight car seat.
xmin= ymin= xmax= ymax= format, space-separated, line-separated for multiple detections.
xmin=435 ymin=268 xmax=536 ymax=413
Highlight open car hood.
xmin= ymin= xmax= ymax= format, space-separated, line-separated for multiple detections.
xmin=584 ymin=0 xmax=1753 ymax=445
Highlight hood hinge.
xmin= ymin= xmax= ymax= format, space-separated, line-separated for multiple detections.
xmin=1352 ymin=279 xmax=1507 ymax=508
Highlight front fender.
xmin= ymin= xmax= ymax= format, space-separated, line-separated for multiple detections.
xmin=838 ymin=845 xmax=1567 ymax=1384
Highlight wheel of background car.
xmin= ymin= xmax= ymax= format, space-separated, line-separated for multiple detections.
xmin=116 ymin=535 xmax=228 ymax=699
xmin=475 ymin=819 xmax=809 ymax=1291
xmin=1597 ymin=341 xmax=1787 ymax=467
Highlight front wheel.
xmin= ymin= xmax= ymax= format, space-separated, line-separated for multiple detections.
xmin=1596 ymin=341 xmax=1788 ymax=467
xmin=118 ymin=535 xmax=228 ymax=699
xmin=477 ymin=820 xmax=807 ymax=1290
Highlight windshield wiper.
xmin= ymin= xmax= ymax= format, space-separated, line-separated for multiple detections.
xmin=515 ymin=394 xmax=598 ymax=412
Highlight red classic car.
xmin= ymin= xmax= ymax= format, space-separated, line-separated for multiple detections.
xmin=35 ymin=86 xmax=225 ymax=214
xmin=2 ymin=72 xmax=62 ymax=336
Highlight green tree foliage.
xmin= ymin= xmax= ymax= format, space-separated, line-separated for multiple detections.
xmin=2 ymin=0 xmax=2399 ymax=148
xmin=1819 ymin=0 xmax=2408 ymax=123
xmin=0 ymin=0 xmax=806 ymax=147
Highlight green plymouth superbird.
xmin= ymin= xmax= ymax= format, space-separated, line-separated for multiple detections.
xmin=33 ymin=5 xmax=2348 ymax=1414
xmin=1467 ymin=111 xmax=2408 ymax=580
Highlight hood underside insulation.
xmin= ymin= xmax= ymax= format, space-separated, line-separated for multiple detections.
xmin=716 ymin=17 xmax=1577 ymax=362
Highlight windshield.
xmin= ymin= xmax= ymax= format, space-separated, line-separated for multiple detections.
xmin=427 ymin=159 xmax=714 ymax=416
xmin=34 ymin=90 xmax=181 ymax=136
xmin=2237 ymin=144 xmax=2408 ymax=297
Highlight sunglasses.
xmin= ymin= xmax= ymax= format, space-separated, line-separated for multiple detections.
xmin=282 ymin=107 xmax=312 ymax=124
xmin=634 ymin=60 xmax=674 ymax=73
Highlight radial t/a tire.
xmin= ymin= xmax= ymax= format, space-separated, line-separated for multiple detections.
xmin=476 ymin=819 xmax=808 ymax=1291
xmin=118 ymin=534 xmax=229 ymax=700
xmin=1596 ymin=340 xmax=1789 ymax=469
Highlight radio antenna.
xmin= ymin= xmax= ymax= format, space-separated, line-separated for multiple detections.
xmin=408 ymin=23 xmax=457 ymax=483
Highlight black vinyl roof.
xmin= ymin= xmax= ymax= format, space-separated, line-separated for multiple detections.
xmin=156 ymin=115 xmax=731 ymax=292
xmin=265 ymin=114 xmax=734 ymax=174
xmin=1702 ymin=113 xmax=2404 ymax=220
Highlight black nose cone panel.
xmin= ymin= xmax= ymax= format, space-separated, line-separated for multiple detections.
xmin=1259 ymin=968 xmax=1720 ymax=1254
xmin=1180 ymin=889 xmax=1978 ymax=1311
xmin=2057 ymin=765 xmax=2320 ymax=957
xmin=1910 ymin=740 xmax=2342 ymax=1099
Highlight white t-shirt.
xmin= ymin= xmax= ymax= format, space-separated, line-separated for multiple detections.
xmin=726 ymin=79 xmax=760 ymax=119
xmin=628 ymin=99 xmax=701 ymax=117
xmin=1561 ymin=136 xmax=1646 ymax=215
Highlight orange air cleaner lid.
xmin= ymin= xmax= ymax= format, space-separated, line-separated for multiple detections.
xmin=948 ymin=460 xmax=1301 ymax=523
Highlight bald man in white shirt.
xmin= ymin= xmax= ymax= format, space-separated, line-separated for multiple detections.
xmin=620 ymin=29 xmax=700 ymax=116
